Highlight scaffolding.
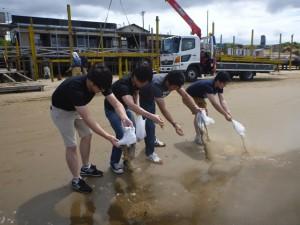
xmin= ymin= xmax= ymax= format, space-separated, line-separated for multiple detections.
xmin=0 ymin=4 xmax=162 ymax=82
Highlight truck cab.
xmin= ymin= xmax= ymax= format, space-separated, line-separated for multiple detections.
xmin=160 ymin=35 xmax=213 ymax=81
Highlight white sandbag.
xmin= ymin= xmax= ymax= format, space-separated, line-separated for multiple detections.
xmin=196 ymin=110 xmax=215 ymax=129
xmin=117 ymin=126 xmax=137 ymax=146
xmin=135 ymin=115 xmax=147 ymax=141
xmin=232 ymin=119 xmax=246 ymax=137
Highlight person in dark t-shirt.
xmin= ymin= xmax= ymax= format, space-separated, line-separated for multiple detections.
xmin=104 ymin=64 xmax=164 ymax=174
xmin=139 ymin=71 xmax=202 ymax=163
xmin=51 ymin=65 xmax=133 ymax=193
xmin=186 ymin=71 xmax=232 ymax=145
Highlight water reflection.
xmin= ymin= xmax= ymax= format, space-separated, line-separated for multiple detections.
xmin=69 ymin=195 xmax=95 ymax=225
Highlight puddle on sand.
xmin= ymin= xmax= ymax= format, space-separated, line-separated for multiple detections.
xmin=106 ymin=141 xmax=245 ymax=225
xmin=33 ymin=144 xmax=300 ymax=225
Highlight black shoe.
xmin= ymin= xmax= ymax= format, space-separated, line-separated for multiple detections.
xmin=80 ymin=164 xmax=103 ymax=177
xmin=71 ymin=178 xmax=92 ymax=193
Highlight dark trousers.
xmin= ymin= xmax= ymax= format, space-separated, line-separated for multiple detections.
xmin=105 ymin=108 xmax=134 ymax=165
xmin=140 ymin=98 xmax=156 ymax=156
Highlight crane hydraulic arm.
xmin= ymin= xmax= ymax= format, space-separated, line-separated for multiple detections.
xmin=165 ymin=0 xmax=201 ymax=38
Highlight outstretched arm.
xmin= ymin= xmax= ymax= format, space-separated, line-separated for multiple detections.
xmin=177 ymin=88 xmax=201 ymax=114
xmin=75 ymin=105 xmax=119 ymax=147
xmin=207 ymin=94 xmax=231 ymax=121
xmin=218 ymin=93 xmax=231 ymax=116
xmin=105 ymin=93 xmax=133 ymax=127
xmin=122 ymin=95 xmax=164 ymax=126
xmin=155 ymin=97 xmax=183 ymax=135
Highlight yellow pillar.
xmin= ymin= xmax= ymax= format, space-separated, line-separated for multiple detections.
xmin=15 ymin=35 xmax=21 ymax=71
xmin=151 ymin=27 xmax=154 ymax=67
xmin=50 ymin=62 xmax=54 ymax=82
xmin=29 ymin=18 xmax=39 ymax=80
xmin=67 ymin=4 xmax=74 ymax=63
xmin=3 ymin=37 xmax=9 ymax=70
xmin=118 ymin=57 xmax=122 ymax=79
xmin=100 ymin=31 xmax=104 ymax=63
xmin=125 ymin=58 xmax=128 ymax=75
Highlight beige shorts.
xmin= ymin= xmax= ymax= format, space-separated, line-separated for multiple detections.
xmin=50 ymin=106 xmax=92 ymax=147
xmin=72 ymin=67 xmax=82 ymax=76
xmin=193 ymin=97 xmax=207 ymax=109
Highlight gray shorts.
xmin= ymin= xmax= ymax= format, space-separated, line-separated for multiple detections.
xmin=50 ymin=105 xmax=92 ymax=147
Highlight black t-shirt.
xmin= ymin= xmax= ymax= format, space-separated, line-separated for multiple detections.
xmin=139 ymin=74 xmax=170 ymax=101
xmin=104 ymin=76 xmax=137 ymax=111
xmin=186 ymin=79 xmax=223 ymax=98
xmin=52 ymin=76 xmax=111 ymax=111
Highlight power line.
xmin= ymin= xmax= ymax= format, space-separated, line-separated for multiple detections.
xmin=99 ymin=0 xmax=113 ymax=50
xmin=119 ymin=0 xmax=140 ymax=49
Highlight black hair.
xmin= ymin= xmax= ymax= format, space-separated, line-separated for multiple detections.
xmin=214 ymin=71 xmax=231 ymax=83
xmin=165 ymin=71 xmax=185 ymax=87
xmin=132 ymin=62 xmax=153 ymax=82
xmin=87 ymin=64 xmax=112 ymax=90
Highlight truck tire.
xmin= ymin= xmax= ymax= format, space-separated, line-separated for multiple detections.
xmin=239 ymin=71 xmax=254 ymax=81
xmin=185 ymin=66 xmax=199 ymax=82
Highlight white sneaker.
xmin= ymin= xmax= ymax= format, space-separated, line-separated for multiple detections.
xmin=147 ymin=152 xmax=162 ymax=164
xmin=154 ymin=138 xmax=166 ymax=147
xmin=194 ymin=135 xmax=203 ymax=145
xmin=110 ymin=163 xmax=124 ymax=174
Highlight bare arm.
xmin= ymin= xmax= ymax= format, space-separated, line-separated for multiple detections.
xmin=105 ymin=93 xmax=133 ymax=127
xmin=177 ymin=88 xmax=201 ymax=114
xmin=122 ymin=95 xmax=164 ymax=126
xmin=207 ymin=94 xmax=231 ymax=121
xmin=75 ymin=105 xmax=119 ymax=146
xmin=133 ymin=91 xmax=139 ymax=105
xmin=155 ymin=97 xmax=183 ymax=135
xmin=218 ymin=93 xmax=231 ymax=116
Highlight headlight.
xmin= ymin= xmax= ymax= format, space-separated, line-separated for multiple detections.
xmin=174 ymin=56 xmax=181 ymax=64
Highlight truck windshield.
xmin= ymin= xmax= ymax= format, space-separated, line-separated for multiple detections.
xmin=162 ymin=37 xmax=180 ymax=53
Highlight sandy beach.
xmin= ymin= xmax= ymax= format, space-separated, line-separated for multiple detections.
xmin=1 ymin=71 xmax=300 ymax=225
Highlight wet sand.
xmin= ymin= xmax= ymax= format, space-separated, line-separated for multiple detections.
xmin=1 ymin=71 xmax=300 ymax=225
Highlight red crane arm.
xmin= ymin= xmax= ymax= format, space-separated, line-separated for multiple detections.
xmin=165 ymin=0 xmax=202 ymax=38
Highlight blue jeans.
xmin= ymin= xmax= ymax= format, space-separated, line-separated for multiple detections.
xmin=140 ymin=98 xmax=156 ymax=156
xmin=105 ymin=107 xmax=134 ymax=165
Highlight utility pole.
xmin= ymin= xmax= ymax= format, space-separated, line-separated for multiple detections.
xmin=206 ymin=10 xmax=209 ymax=38
xmin=141 ymin=11 xmax=145 ymax=29
xmin=250 ymin=29 xmax=254 ymax=56
xmin=67 ymin=4 xmax=74 ymax=63
xmin=232 ymin=36 xmax=235 ymax=55
xmin=278 ymin=33 xmax=282 ymax=71
xmin=289 ymin=34 xmax=294 ymax=71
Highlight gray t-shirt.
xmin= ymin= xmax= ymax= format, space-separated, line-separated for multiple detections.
xmin=139 ymin=74 xmax=171 ymax=101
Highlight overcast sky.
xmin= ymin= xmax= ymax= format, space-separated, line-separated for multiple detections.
xmin=2 ymin=0 xmax=300 ymax=44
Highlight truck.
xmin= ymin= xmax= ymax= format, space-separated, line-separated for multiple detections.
xmin=162 ymin=0 xmax=276 ymax=81
xmin=160 ymin=35 xmax=276 ymax=81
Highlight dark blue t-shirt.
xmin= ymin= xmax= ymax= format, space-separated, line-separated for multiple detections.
xmin=186 ymin=79 xmax=223 ymax=98
xmin=139 ymin=74 xmax=170 ymax=101
xmin=52 ymin=76 xmax=111 ymax=111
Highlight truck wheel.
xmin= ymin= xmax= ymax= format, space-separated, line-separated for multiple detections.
xmin=239 ymin=71 xmax=254 ymax=81
xmin=186 ymin=66 xmax=199 ymax=82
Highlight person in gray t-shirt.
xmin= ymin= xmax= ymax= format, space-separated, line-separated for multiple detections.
xmin=139 ymin=71 xmax=202 ymax=164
